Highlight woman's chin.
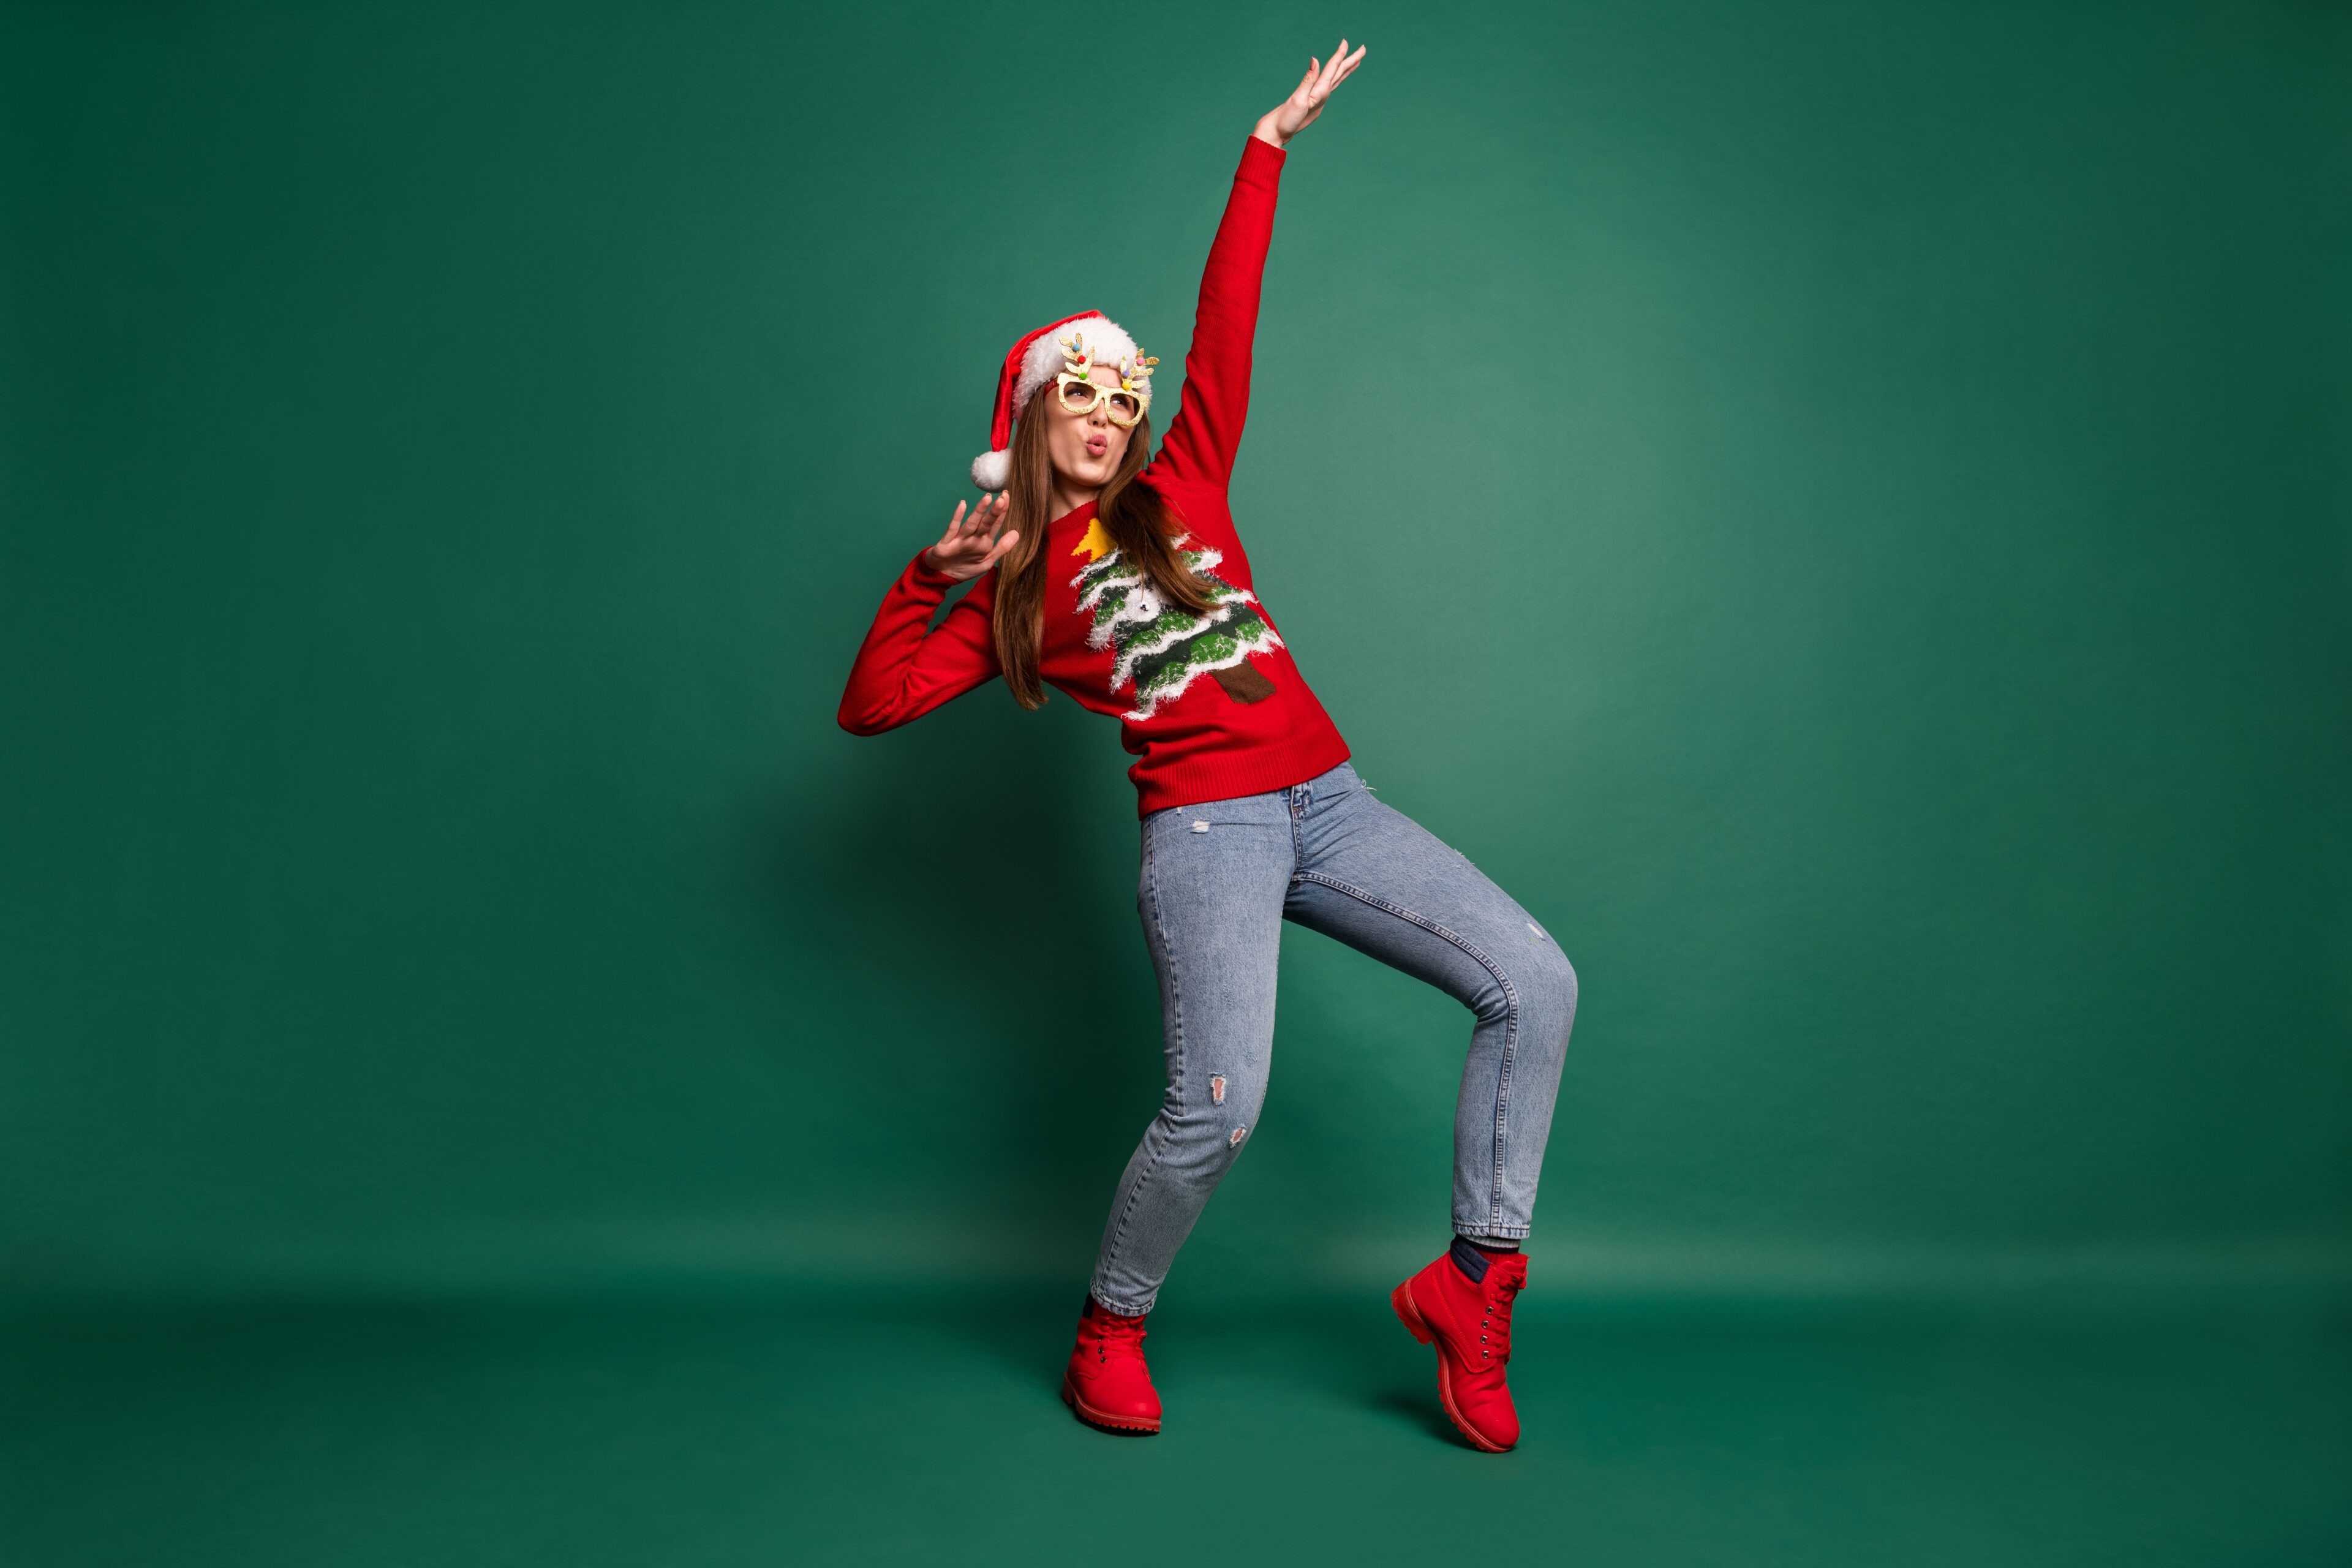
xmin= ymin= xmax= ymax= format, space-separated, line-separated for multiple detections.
xmin=1057 ymin=460 xmax=1118 ymax=490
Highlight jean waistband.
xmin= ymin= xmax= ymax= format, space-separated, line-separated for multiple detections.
xmin=1147 ymin=760 xmax=1362 ymax=827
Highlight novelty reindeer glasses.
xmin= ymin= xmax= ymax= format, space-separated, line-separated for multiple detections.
xmin=1052 ymin=331 xmax=1159 ymax=426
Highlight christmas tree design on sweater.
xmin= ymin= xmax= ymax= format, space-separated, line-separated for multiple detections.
xmin=1069 ymin=516 xmax=1282 ymax=722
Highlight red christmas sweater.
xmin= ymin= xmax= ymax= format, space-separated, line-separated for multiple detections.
xmin=835 ymin=135 xmax=1352 ymax=818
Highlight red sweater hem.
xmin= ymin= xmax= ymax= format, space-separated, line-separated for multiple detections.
xmin=1131 ymin=729 xmax=1353 ymax=819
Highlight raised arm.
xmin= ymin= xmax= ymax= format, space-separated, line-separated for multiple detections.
xmin=1153 ymin=42 xmax=1367 ymax=491
xmin=835 ymin=496 xmax=1014 ymax=735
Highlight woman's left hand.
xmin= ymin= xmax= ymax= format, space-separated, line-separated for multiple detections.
xmin=1253 ymin=39 xmax=1367 ymax=149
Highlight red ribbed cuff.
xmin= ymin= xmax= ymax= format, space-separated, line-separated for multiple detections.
xmin=1236 ymin=134 xmax=1286 ymax=193
xmin=906 ymin=548 xmax=958 ymax=590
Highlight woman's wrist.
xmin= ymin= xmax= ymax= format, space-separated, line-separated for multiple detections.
xmin=1250 ymin=118 xmax=1287 ymax=150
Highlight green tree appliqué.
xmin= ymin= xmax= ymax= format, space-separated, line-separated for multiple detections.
xmin=1071 ymin=532 xmax=1282 ymax=722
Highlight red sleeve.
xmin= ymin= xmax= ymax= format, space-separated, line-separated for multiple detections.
xmin=1152 ymin=135 xmax=1286 ymax=491
xmin=835 ymin=548 xmax=1003 ymax=736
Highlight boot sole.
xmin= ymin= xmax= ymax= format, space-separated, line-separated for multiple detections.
xmin=1389 ymin=1279 xmax=1513 ymax=1453
xmin=1061 ymin=1371 xmax=1161 ymax=1435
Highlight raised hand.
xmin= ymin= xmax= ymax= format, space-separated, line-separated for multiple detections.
xmin=1254 ymin=38 xmax=1368 ymax=149
xmin=921 ymin=491 xmax=1017 ymax=582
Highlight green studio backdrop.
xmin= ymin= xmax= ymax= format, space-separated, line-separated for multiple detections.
xmin=2 ymin=0 xmax=2346 ymax=1306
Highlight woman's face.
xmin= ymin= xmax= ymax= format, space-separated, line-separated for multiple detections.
xmin=1039 ymin=358 xmax=1138 ymax=493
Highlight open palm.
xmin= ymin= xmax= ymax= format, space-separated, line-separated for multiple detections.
xmin=922 ymin=492 xmax=1016 ymax=581
xmin=1257 ymin=39 xmax=1368 ymax=147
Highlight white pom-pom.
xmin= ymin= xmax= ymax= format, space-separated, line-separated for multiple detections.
xmin=971 ymin=449 xmax=1011 ymax=491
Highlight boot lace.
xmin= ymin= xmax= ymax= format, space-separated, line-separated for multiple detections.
xmin=1090 ymin=1310 xmax=1148 ymax=1365
xmin=1477 ymin=1270 xmax=1524 ymax=1369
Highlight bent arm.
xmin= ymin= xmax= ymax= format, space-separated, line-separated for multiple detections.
xmin=835 ymin=549 xmax=1003 ymax=735
xmin=1152 ymin=135 xmax=1287 ymax=491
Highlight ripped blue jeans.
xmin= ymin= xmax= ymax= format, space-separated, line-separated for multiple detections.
xmin=1089 ymin=760 xmax=1579 ymax=1316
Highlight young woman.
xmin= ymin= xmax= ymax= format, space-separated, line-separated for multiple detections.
xmin=835 ymin=43 xmax=1577 ymax=1453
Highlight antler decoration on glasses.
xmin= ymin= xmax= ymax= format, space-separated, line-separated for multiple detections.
xmin=1055 ymin=328 xmax=1155 ymax=409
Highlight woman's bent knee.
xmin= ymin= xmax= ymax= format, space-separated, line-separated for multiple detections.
xmin=1154 ymin=1076 xmax=1266 ymax=1166
xmin=1518 ymin=941 xmax=1577 ymax=1030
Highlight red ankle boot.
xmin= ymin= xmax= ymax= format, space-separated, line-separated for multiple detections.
xmin=1391 ymin=1241 xmax=1529 ymax=1452
xmin=1061 ymin=1297 xmax=1161 ymax=1434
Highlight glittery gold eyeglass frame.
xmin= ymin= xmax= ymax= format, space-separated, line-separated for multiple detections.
xmin=1050 ymin=332 xmax=1158 ymax=428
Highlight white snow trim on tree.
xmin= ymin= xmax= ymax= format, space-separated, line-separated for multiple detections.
xmin=970 ymin=314 xmax=1150 ymax=492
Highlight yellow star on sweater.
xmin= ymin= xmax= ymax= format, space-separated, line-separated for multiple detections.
xmin=1070 ymin=515 xmax=1114 ymax=563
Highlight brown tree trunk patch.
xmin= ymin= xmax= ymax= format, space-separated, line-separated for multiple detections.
xmin=1212 ymin=662 xmax=1277 ymax=704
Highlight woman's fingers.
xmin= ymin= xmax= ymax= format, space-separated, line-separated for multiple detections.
xmin=937 ymin=491 xmax=1008 ymax=562
xmin=1295 ymin=42 xmax=1361 ymax=126
xmin=1325 ymin=43 xmax=1362 ymax=95
xmin=1307 ymin=41 xmax=1338 ymax=97
xmin=1295 ymin=42 xmax=1350 ymax=116
xmin=1325 ymin=43 xmax=1363 ymax=96
xmin=939 ymin=499 xmax=975 ymax=556
xmin=959 ymin=493 xmax=1006 ymax=545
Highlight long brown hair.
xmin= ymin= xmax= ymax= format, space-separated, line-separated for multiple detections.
xmin=988 ymin=400 xmax=1218 ymax=710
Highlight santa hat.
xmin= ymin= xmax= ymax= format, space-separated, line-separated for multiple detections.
xmin=970 ymin=311 xmax=1153 ymax=491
